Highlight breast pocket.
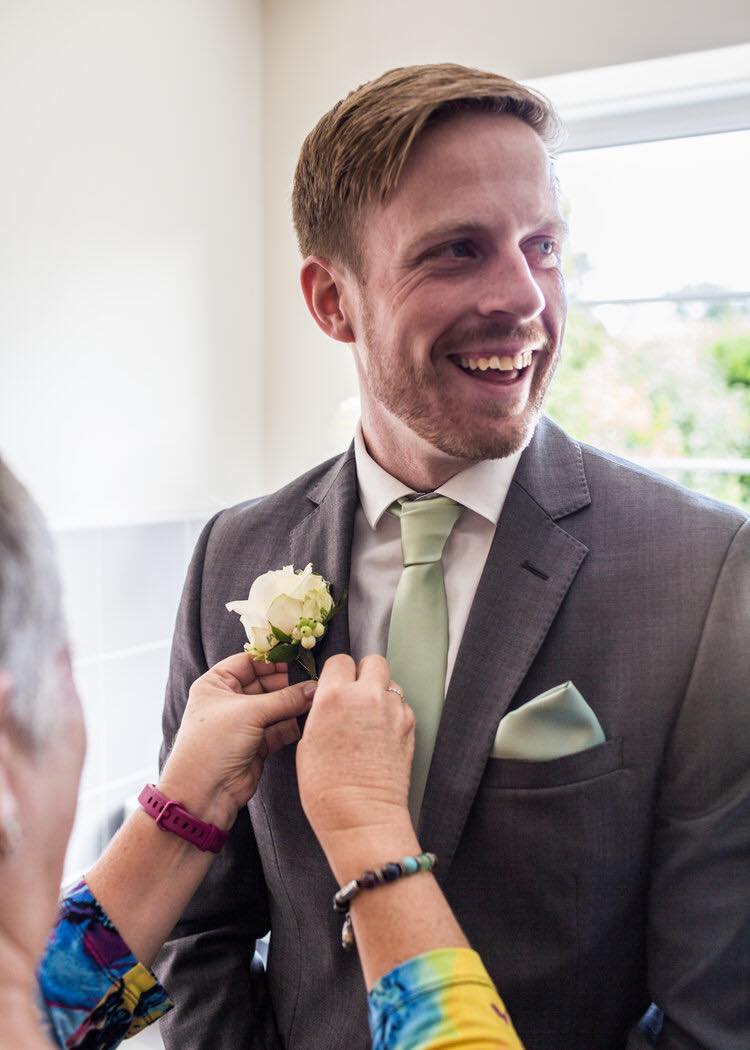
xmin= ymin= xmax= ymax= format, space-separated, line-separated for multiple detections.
xmin=445 ymin=738 xmax=645 ymax=1043
xmin=482 ymin=736 xmax=623 ymax=790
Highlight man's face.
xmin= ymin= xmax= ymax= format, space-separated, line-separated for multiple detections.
xmin=348 ymin=110 xmax=567 ymax=462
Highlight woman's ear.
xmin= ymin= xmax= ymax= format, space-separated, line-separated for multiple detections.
xmin=0 ymin=672 xmax=22 ymax=859
xmin=300 ymin=256 xmax=357 ymax=344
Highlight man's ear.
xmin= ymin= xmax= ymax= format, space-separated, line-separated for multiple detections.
xmin=300 ymin=256 xmax=357 ymax=344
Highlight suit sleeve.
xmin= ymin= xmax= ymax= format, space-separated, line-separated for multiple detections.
xmin=627 ymin=518 xmax=750 ymax=1049
xmin=154 ymin=515 xmax=282 ymax=1050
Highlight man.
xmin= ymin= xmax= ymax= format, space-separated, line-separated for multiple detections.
xmin=157 ymin=64 xmax=750 ymax=1049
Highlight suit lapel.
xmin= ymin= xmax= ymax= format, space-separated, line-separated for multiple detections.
xmin=287 ymin=446 xmax=358 ymax=685
xmin=419 ymin=418 xmax=591 ymax=875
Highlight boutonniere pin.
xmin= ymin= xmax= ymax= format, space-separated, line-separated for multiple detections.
xmin=226 ymin=564 xmax=345 ymax=679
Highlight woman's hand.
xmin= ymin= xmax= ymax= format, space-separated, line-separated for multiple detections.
xmin=296 ymin=654 xmax=416 ymax=868
xmin=158 ymin=653 xmax=315 ymax=830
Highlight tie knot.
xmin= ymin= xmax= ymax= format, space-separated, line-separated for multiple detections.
xmin=389 ymin=496 xmax=463 ymax=566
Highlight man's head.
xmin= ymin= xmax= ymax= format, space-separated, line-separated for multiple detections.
xmin=294 ymin=64 xmax=568 ymax=482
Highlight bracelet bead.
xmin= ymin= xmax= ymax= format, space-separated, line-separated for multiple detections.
xmin=333 ymin=851 xmax=438 ymax=949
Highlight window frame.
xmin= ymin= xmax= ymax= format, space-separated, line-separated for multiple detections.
xmin=527 ymin=45 xmax=750 ymax=484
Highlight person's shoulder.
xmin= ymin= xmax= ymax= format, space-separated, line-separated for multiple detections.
xmin=207 ymin=448 xmax=353 ymax=542
xmin=579 ymin=440 xmax=748 ymax=535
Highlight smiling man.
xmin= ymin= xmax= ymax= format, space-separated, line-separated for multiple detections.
xmin=158 ymin=65 xmax=750 ymax=1049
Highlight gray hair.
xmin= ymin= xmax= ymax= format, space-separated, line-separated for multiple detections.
xmin=0 ymin=459 xmax=65 ymax=744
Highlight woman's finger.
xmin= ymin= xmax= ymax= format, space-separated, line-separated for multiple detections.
xmin=206 ymin=652 xmax=260 ymax=691
xmin=356 ymin=653 xmax=391 ymax=688
xmin=318 ymin=653 xmax=357 ymax=689
xmin=247 ymin=680 xmax=316 ymax=729
xmin=265 ymin=717 xmax=302 ymax=755
xmin=246 ymin=669 xmax=289 ymax=695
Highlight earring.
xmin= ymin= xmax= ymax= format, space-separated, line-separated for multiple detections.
xmin=0 ymin=815 xmax=21 ymax=858
xmin=0 ymin=797 xmax=21 ymax=856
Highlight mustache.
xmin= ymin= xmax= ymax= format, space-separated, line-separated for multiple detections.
xmin=438 ymin=322 xmax=550 ymax=355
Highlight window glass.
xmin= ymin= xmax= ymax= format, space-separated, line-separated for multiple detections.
xmin=550 ymin=130 xmax=750 ymax=512
xmin=557 ymin=130 xmax=750 ymax=301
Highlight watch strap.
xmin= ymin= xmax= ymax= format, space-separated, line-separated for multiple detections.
xmin=138 ymin=784 xmax=228 ymax=853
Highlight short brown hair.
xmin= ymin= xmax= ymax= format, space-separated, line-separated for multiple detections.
xmin=292 ymin=63 xmax=563 ymax=272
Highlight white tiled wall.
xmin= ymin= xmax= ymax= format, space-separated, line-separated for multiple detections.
xmin=54 ymin=518 xmax=207 ymax=884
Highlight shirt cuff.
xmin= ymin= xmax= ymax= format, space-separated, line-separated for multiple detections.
xmin=368 ymin=947 xmax=523 ymax=1050
xmin=38 ymin=879 xmax=172 ymax=1048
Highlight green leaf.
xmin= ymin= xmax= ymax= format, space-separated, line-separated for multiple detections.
xmin=270 ymin=623 xmax=291 ymax=644
xmin=266 ymin=642 xmax=299 ymax=663
xmin=296 ymin=648 xmax=318 ymax=680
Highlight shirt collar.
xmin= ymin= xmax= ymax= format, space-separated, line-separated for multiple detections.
xmin=354 ymin=423 xmax=521 ymax=529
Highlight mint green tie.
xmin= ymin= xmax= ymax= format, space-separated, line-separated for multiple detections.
xmin=386 ymin=496 xmax=463 ymax=821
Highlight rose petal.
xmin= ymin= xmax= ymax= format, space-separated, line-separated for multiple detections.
xmin=267 ymin=594 xmax=304 ymax=635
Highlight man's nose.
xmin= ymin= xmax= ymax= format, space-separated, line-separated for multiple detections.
xmin=475 ymin=249 xmax=546 ymax=322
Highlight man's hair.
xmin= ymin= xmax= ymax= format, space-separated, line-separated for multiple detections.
xmin=0 ymin=459 xmax=65 ymax=745
xmin=292 ymin=62 xmax=563 ymax=273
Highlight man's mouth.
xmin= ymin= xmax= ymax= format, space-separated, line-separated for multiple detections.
xmin=448 ymin=349 xmax=538 ymax=384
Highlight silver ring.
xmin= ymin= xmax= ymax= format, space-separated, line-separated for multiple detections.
xmin=386 ymin=686 xmax=406 ymax=702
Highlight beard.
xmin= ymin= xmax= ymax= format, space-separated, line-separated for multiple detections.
xmin=360 ymin=307 xmax=560 ymax=461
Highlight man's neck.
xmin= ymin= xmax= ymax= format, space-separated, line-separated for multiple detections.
xmin=360 ymin=416 xmax=475 ymax=492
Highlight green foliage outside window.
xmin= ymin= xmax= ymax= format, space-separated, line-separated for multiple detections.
xmin=546 ymin=298 xmax=750 ymax=513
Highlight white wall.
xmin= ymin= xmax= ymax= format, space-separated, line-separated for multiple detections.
xmin=0 ymin=0 xmax=264 ymax=530
xmin=0 ymin=1 xmax=265 ymax=903
xmin=260 ymin=0 xmax=750 ymax=488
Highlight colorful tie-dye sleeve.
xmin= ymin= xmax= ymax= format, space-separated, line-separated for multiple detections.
xmin=369 ymin=947 xmax=524 ymax=1050
xmin=37 ymin=879 xmax=172 ymax=1048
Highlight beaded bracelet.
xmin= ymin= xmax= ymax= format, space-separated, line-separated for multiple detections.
xmin=333 ymin=852 xmax=438 ymax=949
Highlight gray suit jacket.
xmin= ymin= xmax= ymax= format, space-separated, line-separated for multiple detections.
xmin=156 ymin=417 xmax=750 ymax=1050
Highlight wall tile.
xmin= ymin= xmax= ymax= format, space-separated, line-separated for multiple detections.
xmin=54 ymin=528 xmax=101 ymax=660
xmin=73 ymin=661 xmax=106 ymax=797
xmin=63 ymin=793 xmax=104 ymax=884
xmin=100 ymin=522 xmax=186 ymax=653
xmin=100 ymin=644 xmax=170 ymax=783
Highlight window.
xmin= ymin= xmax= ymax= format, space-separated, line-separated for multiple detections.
xmin=531 ymin=45 xmax=750 ymax=512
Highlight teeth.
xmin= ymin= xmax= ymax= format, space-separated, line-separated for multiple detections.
xmin=458 ymin=350 xmax=535 ymax=372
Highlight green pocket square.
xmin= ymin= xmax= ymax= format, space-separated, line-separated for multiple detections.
xmin=491 ymin=681 xmax=606 ymax=762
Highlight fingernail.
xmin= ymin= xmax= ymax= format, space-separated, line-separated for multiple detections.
xmin=302 ymin=682 xmax=317 ymax=700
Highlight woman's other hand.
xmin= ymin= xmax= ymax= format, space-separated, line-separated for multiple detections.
xmin=296 ymin=654 xmax=416 ymax=869
xmin=159 ymin=654 xmax=315 ymax=830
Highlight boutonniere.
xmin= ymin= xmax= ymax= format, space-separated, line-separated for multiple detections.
xmin=226 ymin=563 xmax=345 ymax=679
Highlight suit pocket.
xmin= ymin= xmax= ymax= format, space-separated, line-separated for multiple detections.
xmin=482 ymin=736 xmax=623 ymax=790
xmin=448 ymin=745 xmax=642 ymax=1042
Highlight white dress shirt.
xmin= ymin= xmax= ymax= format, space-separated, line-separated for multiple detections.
xmin=348 ymin=424 xmax=522 ymax=690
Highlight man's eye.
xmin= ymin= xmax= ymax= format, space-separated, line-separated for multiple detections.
xmin=530 ymin=238 xmax=561 ymax=266
xmin=434 ymin=240 xmax=475 ymax=259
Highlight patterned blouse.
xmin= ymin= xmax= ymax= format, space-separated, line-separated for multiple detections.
xmin=38 ymin=882 xmax=521 ymax=1049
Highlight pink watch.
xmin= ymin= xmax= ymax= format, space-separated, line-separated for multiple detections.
xmin=138 ymin=784 xmax=229 ymax=853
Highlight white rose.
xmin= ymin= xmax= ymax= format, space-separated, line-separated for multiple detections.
xmin=226 ymin=563 xmax=333 ymax=655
